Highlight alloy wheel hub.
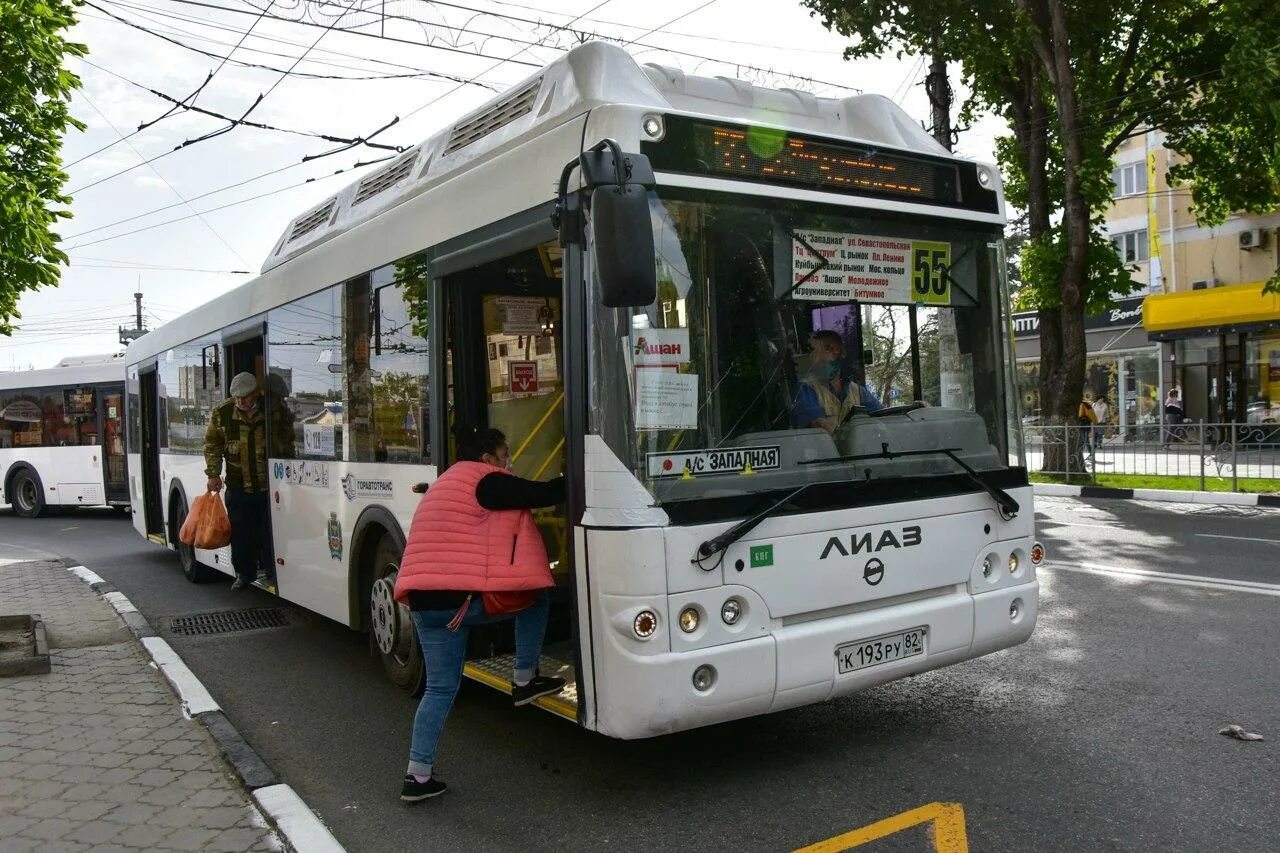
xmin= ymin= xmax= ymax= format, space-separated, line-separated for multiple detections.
xmin=370 ymin=575 xmax=407 ymax=657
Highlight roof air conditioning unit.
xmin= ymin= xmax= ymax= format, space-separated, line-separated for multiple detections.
xmin=1190 ymin=278 xmax=1219 ymax=290
xmin=1239 ymin=228 xmax=1265 ymax=250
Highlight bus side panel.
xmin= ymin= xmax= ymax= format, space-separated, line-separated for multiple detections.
xmin=270 ymin=460 xmax=425 ymax=628
xmin=162 ymin=453 xmax=235 ymax=575
xmin=0 ymin=447 xmax=104 ymax=508
xmin=127 ymin=453 xmax=145 ymax=538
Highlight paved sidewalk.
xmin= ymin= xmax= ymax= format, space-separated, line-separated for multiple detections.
xmin=0 ymin=556 xmax=282 ymax=852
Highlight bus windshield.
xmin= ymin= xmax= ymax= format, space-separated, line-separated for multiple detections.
xmin=587 ymin=189 xmax=1024 ymax=506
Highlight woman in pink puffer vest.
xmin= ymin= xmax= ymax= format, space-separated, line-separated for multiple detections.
xmin=394 ymin=425 xmax=565 ymax=802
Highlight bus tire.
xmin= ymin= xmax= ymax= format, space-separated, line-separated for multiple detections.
xmin=10 ymin=468 xmax=46 ymax=518
xmin=367 ymin=531 xmax=424 ymax=697
xmin=171 ymin=497 xmax=216 ymax=584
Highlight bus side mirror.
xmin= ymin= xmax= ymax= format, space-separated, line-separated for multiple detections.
xmin=591 ymin=183 xmax=656 ymax=308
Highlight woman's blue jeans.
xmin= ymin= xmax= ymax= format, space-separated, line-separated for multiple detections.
xmin=407 ymin=590 xmax=549 ymax=769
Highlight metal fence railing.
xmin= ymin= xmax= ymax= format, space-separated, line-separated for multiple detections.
xmin=1025 ymin=422 xmax=1280 ymax=490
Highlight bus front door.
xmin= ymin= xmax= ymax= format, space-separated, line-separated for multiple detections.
xmin=138 ymin=370 xmax=164 ymax=537
xmin=442 ymin=242 xmax=576 ymax=719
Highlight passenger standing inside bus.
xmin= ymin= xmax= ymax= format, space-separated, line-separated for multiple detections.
xmin=204 ymin=372 xmax=274 ymax=590
xmin=394 ymin=425 xmax=566 ymax=801
xmin=793 ymin=329 xmax=884 ymax=435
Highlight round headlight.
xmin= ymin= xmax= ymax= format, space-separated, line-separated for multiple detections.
xmin=633 ymin=610 xmax=657 ymax=638
xmin=1008 ymin=553 xmax=1020 ymax=574
xmin=642 ymin=114 xmax=664 ymax=139
xmin=679 ymin=606 xmax=700 ymax=634
xmin=977 ymin=167 xmax=992 ymax=187
xmin=692 ymin=664 xmax=716 ymax=692
xmin=721 ymin=599 xmax=742 ymax=625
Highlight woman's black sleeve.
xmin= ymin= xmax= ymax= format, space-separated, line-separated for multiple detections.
xmin=476 ymin=473 xmax=566 ymax=510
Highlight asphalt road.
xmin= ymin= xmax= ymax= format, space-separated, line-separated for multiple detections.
xmin=1 ymin=496 xmax=1276 ymax=852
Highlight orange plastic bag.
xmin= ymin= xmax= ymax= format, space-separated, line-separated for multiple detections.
xmin=179 ymin=492 xmax=232 ymax=550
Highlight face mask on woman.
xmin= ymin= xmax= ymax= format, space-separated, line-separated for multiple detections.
xmin=813 ymin=361 xmax=839 ymax=382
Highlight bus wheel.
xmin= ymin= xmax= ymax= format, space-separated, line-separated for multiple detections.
xmin=368 ymin=533 xmax=424 ymax=696
xmin=10 ymin=469 xmax=45 ymax=518
xmin=172 ymin=500 xmax=216 ymax=583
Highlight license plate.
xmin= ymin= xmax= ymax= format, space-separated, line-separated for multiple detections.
xmin=836 ymin=627 xmax=926 ymax=674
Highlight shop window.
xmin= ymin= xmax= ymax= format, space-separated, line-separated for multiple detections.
xmin=1111 ymin=163 xmax=1147 ymax=198
xmin=346 ymin=252 xmax=432 ymax=464
xmin=1110 ymin=229 xmax=1149 ymax=263
xmin=268 ymin=287 xmax=343 ymax=460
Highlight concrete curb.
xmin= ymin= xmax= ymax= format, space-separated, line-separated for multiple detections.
xmin=59 ymin=559 xmax=346 ymax=853
xmin=1033 ymin=482 xmax=1280 ymax=507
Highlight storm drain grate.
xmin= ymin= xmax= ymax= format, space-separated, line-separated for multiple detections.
xmin=168 ymin=607 xmax=290 ymax=636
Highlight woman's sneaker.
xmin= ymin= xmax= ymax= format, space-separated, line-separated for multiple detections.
xmin=400 ymin=774 xmax=447 ymax=802
xmin=511 ymin=675 xmax=565 ymax=706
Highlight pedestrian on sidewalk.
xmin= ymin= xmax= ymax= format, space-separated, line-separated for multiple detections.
xmin=1091 ymin=392 xmax=1110 ymax=451
xmin=203 ymin=372 xmax=291 ymax=590
xmin=1078 ymin=392 xmax=1099 ymax=458
xmin=393 ymin=424 xmax=566 ymax=801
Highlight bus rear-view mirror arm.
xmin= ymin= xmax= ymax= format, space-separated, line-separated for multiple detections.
xmin=553 ymin=138 xmax=658 ymax=308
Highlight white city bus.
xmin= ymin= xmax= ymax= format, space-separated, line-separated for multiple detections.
xmin=127 ymin=42 xmax=1040 ymax=738
xmin=0 ymin=354 xmax=129 ymax=516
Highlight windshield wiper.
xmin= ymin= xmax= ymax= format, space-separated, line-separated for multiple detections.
xmin=799 ymin=443 xmax=1019 ymax=519
xmin=694 ymin=481 xmax=827 ymax=561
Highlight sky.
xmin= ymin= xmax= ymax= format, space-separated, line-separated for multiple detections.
xmin=4 ymin=0 xmax=1007 ymax=370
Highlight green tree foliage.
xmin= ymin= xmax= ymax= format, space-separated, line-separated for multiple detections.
xmin=0 ymin=0 xmax=86 ymax=334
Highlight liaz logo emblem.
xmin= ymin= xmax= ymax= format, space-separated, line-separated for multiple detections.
xmin=863 ymin=558 xmax=885 ymax=586
xmin=749 ymin=544 xmax=774 ymax=568
xmin=819 ymin=525 xmax=922 ymax=559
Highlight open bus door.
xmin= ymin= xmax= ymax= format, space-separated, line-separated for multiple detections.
xmin=437 ymin=240 xmax=578 ymax=722
xmin=100 ymin=385 xmax=128 ymax=504
xmin=138 ymin=369 xmax=164 ymax=537
xmin=222 ymin=329 xmax=278 ymax=591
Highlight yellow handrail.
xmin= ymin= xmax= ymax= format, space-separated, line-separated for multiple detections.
xmin=510 ymin=391 xmax=564 ymax=462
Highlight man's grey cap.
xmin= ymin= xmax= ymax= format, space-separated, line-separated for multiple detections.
xmin=229 ymin=372 xmax=258 ymax=396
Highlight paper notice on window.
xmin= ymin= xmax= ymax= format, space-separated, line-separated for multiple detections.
xmin=791 ymin=230 xmax=952 ymax=305
xmin=634 ymin=369 xmax=698 ymax=430
xmin=303 ymin=423 xmax=336 ymax=458
xmin=496 ymin=296 xmax=546 ymax=335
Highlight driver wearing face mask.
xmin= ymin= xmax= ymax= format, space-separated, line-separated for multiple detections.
xmin=793 ymin=329 xmax=883 ymax=435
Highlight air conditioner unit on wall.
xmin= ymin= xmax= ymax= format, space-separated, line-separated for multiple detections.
xmin=1239 ymin=228 xmax=1265 ymax=250
xmin=1191 ymin=278 xmax=1220 ymax=290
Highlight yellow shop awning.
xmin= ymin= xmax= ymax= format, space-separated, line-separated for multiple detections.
xmin=1142 ymin=281 xmax=1280 ymax=339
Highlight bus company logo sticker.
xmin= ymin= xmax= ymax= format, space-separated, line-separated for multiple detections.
xmin=749 ymin=544 xmax=774 ymax=568
xmin=819 ymin=525 xmax=923 ymax=560
xmin=646 ymin=446 xmax=781 ymax=478
xmin=863 ymin=558 xmax=885 ymax=586
xmin=340 ymin=474 xmax=393 ymax=501
xmin=630 ymin=328 xmax=690 ymax=365
xmin=327 ymin=512 xmax=343 ymax=560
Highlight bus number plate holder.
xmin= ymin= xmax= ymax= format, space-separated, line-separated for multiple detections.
xmin=836 ymin=627 xmax=926 ymax=674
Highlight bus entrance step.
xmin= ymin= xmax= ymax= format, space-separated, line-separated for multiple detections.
xmin=462 ymin=643 xmax=578 ymax=721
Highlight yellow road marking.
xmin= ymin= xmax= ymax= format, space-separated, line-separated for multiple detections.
xmin=461 ymin=662 xmax=578 ymax=720
xmin=794 ymin=802 xmax=969 ymax=853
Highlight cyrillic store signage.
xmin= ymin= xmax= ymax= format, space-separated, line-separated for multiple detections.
xmin=1012 ymin=296 xmax=1145 ymax=339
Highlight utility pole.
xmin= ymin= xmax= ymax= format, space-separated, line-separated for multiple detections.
xmin=118 ymin=291 xmax=147 ymax=345
xmin=924 ymin=48 xmax=971 ymax=411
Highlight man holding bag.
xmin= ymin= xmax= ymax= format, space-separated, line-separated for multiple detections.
xmin=204 ymin=372 xmax=276 ymax=590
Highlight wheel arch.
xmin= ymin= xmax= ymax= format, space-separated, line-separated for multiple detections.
xmin=348 ymin=505 xmax=406 ymax=631
xmin=166 ymin=478 xmax=190 ymax=546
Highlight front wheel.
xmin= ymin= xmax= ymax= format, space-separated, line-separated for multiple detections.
xmin=10 ymin=469 xmax=45 ymax=518
xmin=368 ymin=532 xmax=424 ymax=696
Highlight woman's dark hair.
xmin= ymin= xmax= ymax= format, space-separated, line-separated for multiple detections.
xmin=455 ymin=424 xmax=506 ymax=462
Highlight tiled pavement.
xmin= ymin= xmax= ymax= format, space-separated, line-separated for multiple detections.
xmin=0 ymin=558 xmax=282 ymax=852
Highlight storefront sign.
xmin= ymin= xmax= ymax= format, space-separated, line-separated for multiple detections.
xmin=790 ymin=230 xmax=952 ymax=305
xmin=630 ymin=328 xmax=690 ymax=366
xmin=1012 ymin=297 xmax=1146 ymax=338
xmin=509 ymin=361 xmax=538 ymax=393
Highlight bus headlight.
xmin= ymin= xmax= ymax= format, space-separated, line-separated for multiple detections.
xmin=633 ymin=610 xmax=657 ymax=639
xmin=1008 ymin=552 xmax=1020 ymax=575
xmin=642 ymin=114 xmax=665 ymax=140
xmin=720 ymin=598 xmax=742 ymax=625
xmin=678 ymin=606 xmax=700 ymax=633
xmin=692 ymin=664 xmax=716 ymax=692
xmin=977 ymin=167 xmax=993 ymax=187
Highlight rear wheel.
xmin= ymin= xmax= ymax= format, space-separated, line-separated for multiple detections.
xmin=10 ymin=469 xmax=45 ymax=518
xmin=368 ymin=532 xmax=424 ymax=696
xmin=172 ymin=499 xmax=216 ymax=583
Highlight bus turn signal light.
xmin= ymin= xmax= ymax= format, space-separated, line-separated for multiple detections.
xmin=1030 ymin=542 xmax=1044 ymax=565
xmin=633 ymin=610 xmax=657 ymax=639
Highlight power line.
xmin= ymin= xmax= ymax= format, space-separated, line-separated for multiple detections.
xmin=621 ymin=0 xmax=719 ymax=47
xmin=190 ymin=0 xmax=275 ymax=106
xmin=75 ymin=88 xmax=250 ymax=265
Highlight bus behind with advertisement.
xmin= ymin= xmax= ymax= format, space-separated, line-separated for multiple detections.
xmin=125 ymin=42 xmax=1040 ymax=738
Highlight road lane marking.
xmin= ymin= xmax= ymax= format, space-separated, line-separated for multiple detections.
xmin=1195 ymin=533 xmax=1280 ymax=544
xmin=1043 ymin=562 xmax=1280 ymax=597
xmin=794 ymin=802 xmax=968 ymax=853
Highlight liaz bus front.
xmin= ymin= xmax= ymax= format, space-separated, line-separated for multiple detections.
xmin=562 ymin=91 xmax=1039 ymax=738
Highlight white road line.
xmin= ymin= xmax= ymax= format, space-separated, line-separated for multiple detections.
xmin=1043 ymin=561 xmax=1280 ymax=597
xmin=1195 ymin=533 xmax=1280 ymax=544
